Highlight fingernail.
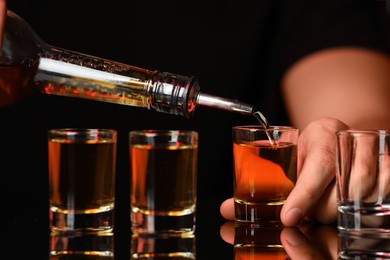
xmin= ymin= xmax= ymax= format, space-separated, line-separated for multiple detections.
xmin=285 ymin=208 xmax=303 ymax=226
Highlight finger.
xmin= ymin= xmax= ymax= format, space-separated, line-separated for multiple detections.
xmin=377 ymin=148 xmax=390 ymax=199
xmin=280 ymin=160 xmax=335 ymax=226
xmin=298 ymin=224 xmax=338 ymax=260
xmin=313 ymin=226 xmax=338 ymax=260
xmin=220 ymin=197 xmax=235 ymax=221
xmin=219 ymin=221 xmax=235 ymax=245
xmin=281 ymin=227 xmax=325 ymax=260
xmin=358 ymin=138 xmax=390 ymax=227
xmin=281 ymin=118 xmax=348 ymax=226
xmin=306 ymin=181 xmax=337 ymax=224
xmin=347 ymin=133 xmax=378 ymax=201
xmin=377 ymin=151 xmax=390 ymax=202
xmin=281 ymin=140 xmax=336 ymax=225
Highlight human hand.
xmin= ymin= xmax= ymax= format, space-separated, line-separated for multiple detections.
xmin=220 ymin=117 xmax=349 ymax=225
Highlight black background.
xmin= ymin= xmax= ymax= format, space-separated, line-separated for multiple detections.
xmin=2 ymin=1 xmax=389 ymax=259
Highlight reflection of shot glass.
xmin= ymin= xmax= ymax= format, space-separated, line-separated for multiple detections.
xmin=232 ymin=126 xmax=298 ymax=225
xmin=234 ymin=223 xmax=288 ymax=258
xmin=131 ymin=234 xmax=196 ymax=259
xmin=49 ymin=233 xmax=114 ymax=258
xmin=129 ymin=130 xmax=198 ymax=235
xmin=338 ymin=231 xmax=390 ymax=259
xmin=336 ymin=130 xmax=390 ymax=237
xmin=48 ymin=128 xmax=117 ymax=234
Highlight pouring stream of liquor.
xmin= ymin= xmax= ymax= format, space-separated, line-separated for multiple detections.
xmin=253 ymin=111 xmax=275 ymax=145
xmin=197 ymin=93 xmax=275 ymax=145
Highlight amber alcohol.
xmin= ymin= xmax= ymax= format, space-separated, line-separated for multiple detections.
xmin=48 ymin=129 xmax=116 ymax=233
xmin=233 ymin=140 xmax=297 ymax=225
xmin=130 ymin=143 xmax=197 ymax=235
xmin=0 ymin=65 xmax=34 ymax=106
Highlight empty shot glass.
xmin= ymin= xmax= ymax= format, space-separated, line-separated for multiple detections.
xmin=336 ymin=129 xmax=390 ymax=237
xmin=48 ymin=128 xmax=117 ymax=234
xmin=232 ymin=125 xmax=298 ymax=226
xmin=129 ymin=130 xmax=198 ymax=235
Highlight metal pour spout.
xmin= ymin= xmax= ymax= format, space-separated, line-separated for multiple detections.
xmin=196 ymin=92 xmax=255 ymax=115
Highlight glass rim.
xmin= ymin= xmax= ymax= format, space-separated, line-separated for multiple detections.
xmin=232 ymin=125 xmax=298 ymax=131
xmin=48 ymin=128 xmax=117 ymax=134
xmin=336 ymin=129 xmax=390 ymax=136
xmin=129 ymin=129 xmax=198 ymax=137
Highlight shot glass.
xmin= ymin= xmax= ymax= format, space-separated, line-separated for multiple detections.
xmin=232 ymin=125 xmax=298 ymax=225
xmin=129 ymin=130 xmax=198 ymax=235
xmin=336 ymin=130 xmax=390 ymax=237
xmin=48 ymin=128 xmax=117 ymax=234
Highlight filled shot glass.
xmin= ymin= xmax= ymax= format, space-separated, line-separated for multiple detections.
xmin=48 ymin=128 xmax=117 ymax=234
xmin=232 ymin=126 xmax=298 ymax=226
xmin=129 ymin=130 xmax=198 ymax=235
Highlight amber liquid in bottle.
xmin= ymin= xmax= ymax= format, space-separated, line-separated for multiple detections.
xmin=1 ymin=9 xmax=270 ymax=121
xmin=0 ymin=64 xmax=33 ymax=106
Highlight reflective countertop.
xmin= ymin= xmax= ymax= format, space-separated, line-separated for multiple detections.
xmin=8 ymin=192 xmax=385 ymax=259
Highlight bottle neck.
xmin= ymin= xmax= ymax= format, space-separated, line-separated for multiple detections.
xmin=196 ymin=92 xmax=255 ymax=115
xmin=151 ymin=72 xmax=200 ymax=118
xmin=147 ymin=72 xmax=257 ymax=118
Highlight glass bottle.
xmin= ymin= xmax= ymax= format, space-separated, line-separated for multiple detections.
xmin=0 ymin=10 xmax=263 ymax=121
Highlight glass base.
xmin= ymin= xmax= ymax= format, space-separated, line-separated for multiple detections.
xmin=50 ymin=209 xmax=114 ymax=234
xmin=338 ymin=207 xmax=390 ymax=238
xmin=234 ymin=199 xmax=284 ymax=227
xmin=131 ymin=211 xmax=196 ymax=236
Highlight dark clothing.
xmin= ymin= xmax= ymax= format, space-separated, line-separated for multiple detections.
xmin=2 ymin=0 xmax=388 ymax=232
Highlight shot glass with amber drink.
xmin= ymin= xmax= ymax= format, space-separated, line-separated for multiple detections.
xmin=232 ymin=126 xmax=298 ymax=226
